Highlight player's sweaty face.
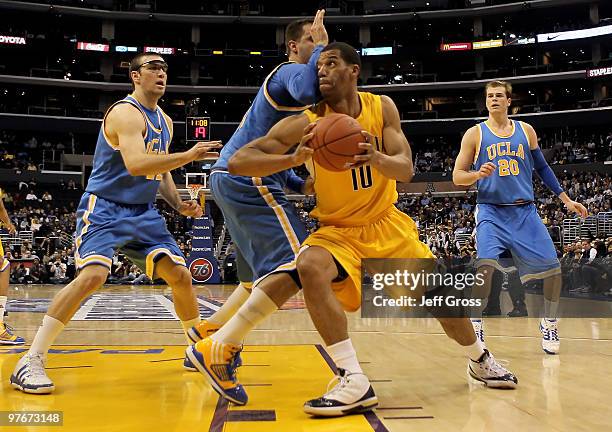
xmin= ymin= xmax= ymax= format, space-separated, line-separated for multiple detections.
xmin=486 ymin=87 xmax=510 ymax=113
xmin=317 ymin=51 xmax=348 ymax=97
xmin=136 ymin=56 xmax=168 ymax=95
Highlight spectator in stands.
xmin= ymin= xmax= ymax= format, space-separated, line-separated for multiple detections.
xmin=42 ymin=192 xmax=52 ymax=201
xmin=131 ymin=269 xmax=152 ymax=285
xmin=10 ymin=264 xmax=27 ymax=284
xmin=25 ymin=191 xmax=39 ymax=202
xmin=29 ymin=258 xmax=48 ymax=284
xmin=49 ymin=257 xmax=68 ymax=284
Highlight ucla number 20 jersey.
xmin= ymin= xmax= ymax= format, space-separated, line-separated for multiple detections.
xmin=474 ymin=120 xmax=534 ymax=205
xmin=86 ymin=95 xmax=173 ymax=205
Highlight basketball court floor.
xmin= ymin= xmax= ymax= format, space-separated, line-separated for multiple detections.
xmin=1 ymin=284 xmax=611 ymax=431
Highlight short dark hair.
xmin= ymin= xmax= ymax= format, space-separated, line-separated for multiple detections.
xmin=128 ymin=52 xmax=160 ymax=90
xmin=322 ymin=42 xmax=361 ymax=68
xmin=285 ymin=19 xmax=311 ymax=55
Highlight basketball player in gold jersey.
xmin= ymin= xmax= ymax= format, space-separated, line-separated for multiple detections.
xmin=201 ymin=42 xmax=518 ymax=416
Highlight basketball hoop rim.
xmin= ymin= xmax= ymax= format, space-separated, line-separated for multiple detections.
xmin=187 ymin=184 xmax=204 ymax=200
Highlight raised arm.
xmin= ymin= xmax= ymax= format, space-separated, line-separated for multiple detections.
xmin=106 ymin=104 xmax=221 ymax=177
xmin=351 ymin=95 xmax=414 ymax=182
xmin=276 ymin=47 xmax=323 ymax=105
xmin=452 ymin=126 xmax=495 ymax=186
xmin=228 ymin=114 xmax=312 ymax=177
xmin=270 ymin=11 xmax=327 ymax=104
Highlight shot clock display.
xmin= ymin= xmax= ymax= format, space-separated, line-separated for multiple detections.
xmin=186 ymin=117 xmax=211 ymax=141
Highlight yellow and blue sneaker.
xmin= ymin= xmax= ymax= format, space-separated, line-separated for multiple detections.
xmin=0 ymin=323 xmax=25 ymax=345
xmin=187 ymin=319 xmax=221 ymax=343
xmin=186 ymin=337 xmax=247 ymax=405
xmin=185 ymin=320 xmax=242 ymax=369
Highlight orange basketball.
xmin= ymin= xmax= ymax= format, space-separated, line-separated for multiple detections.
xmin=309 ymin=113 xmax=364 ymax=172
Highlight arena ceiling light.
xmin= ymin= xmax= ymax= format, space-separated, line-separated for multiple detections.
xmin=537 ymin=24 xmax=612 ymax=43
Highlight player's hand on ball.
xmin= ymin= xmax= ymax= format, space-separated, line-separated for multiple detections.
xmin=310 ymin=9 xmax=328 ymax=46
xmin=478 ymin=162 xmax=496 ymax=179
xmin=303 ymin=176 xmax=315 ymax=195
xmin=291 ymin=123 xmax=316 ymax=166
xmin=178 ymin=200 xmax=203 ymax=218
xmin=347 ymin=131 xmax=380 ymax=168
xmin=565 ymin=200 xmax=588 ymax=218
xmin=189 ymin=141 xmax=222 ymax=161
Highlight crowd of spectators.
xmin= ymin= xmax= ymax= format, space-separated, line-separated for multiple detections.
xmin=0 ymin=169 xmax=609 ymax=292
xmin=4 ymin=127 xmax=609 ymax=179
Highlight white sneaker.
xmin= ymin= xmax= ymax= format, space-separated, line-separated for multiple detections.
xmin=303 ymin=369 xmax=378 ymax=417
xmin=10 ymin=353 xmax=55 ymax=394
xmin=467 ymin=349 xmax=518 ymax=389
xmin=471 ymin=319 xmax=487 ymax=349
xmin=540 ymin=318 xmax=560 ymax=355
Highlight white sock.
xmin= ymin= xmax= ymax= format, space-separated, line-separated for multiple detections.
xmin=326 ymin=339 xmax=363 ymax=374
xmin=211 ymin=288 xmax=277 ymax=345
xmin=180 ymin=317 xmax=200 ymax=344
xmin=465 ymin=340 xmax=486 ymax=362
xmin=207 ymin=284 xmax=251 ymax=326
xmin=544 ymin=299 xmax=559 ymax=320
xmin=0 ymin=296 xmax=7 ymax=324
xmin=29 ymin=315 xmax=65 ymax=356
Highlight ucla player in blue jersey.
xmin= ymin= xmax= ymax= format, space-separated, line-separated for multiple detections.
xmin=10 ymin=52 xmax=221 ymax=394
xmin=453 ymin=80 xmax=588 ymax=355
xmin=184 ymin=12 xmax=328 ymax=404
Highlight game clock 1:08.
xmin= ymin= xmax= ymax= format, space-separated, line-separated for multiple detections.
xmin=186 ymin=117 xmax=211 ymax=142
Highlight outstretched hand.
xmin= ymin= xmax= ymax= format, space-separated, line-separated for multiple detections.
xmin=178 ymin=200 xmax=203 ymax=218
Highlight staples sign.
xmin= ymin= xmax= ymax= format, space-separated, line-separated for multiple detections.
xmin=144 ymin=46 xmax=175 ymax=55
xmin=586 ymin=67 xmax=612 ymax=78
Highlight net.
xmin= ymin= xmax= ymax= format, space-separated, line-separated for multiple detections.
xmin=187 ymin=184 xmax=205 ymax=216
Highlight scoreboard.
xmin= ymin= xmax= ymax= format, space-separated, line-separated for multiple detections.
xmin=186 ymin=117 xmax=211 ymax=141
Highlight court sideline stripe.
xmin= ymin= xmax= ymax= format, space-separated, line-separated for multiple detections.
xmin=315 ymin=344 xmax=390 ymax=432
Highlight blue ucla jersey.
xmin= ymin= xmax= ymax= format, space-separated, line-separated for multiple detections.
xmin=214 ymin=46 xmax=322 ymax=184
xmin=474 ymin=120 xmax=534 ymax=204
xmin=86 ymin=95 xmax=173 ymax=205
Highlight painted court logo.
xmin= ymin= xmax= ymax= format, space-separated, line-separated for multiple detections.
xmin=189 ymin=258 xmax=213 ymax=282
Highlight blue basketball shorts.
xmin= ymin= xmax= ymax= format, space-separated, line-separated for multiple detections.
xmin=475 ymin=203 xmax=560 ymax=283
xmin=75 ymin=193 xmax=185 ymax=278
xmin=210 ymin=170 xmax=308 ymax=285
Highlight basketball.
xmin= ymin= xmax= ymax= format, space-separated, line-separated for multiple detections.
xmin=310 ymin=113 xmax=364 ymax=171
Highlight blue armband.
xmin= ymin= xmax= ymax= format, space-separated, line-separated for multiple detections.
xmin=531 ymin=148 xmax=563 ymax=195
xmin=286 ymin=170 xmax=305 ymax=194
